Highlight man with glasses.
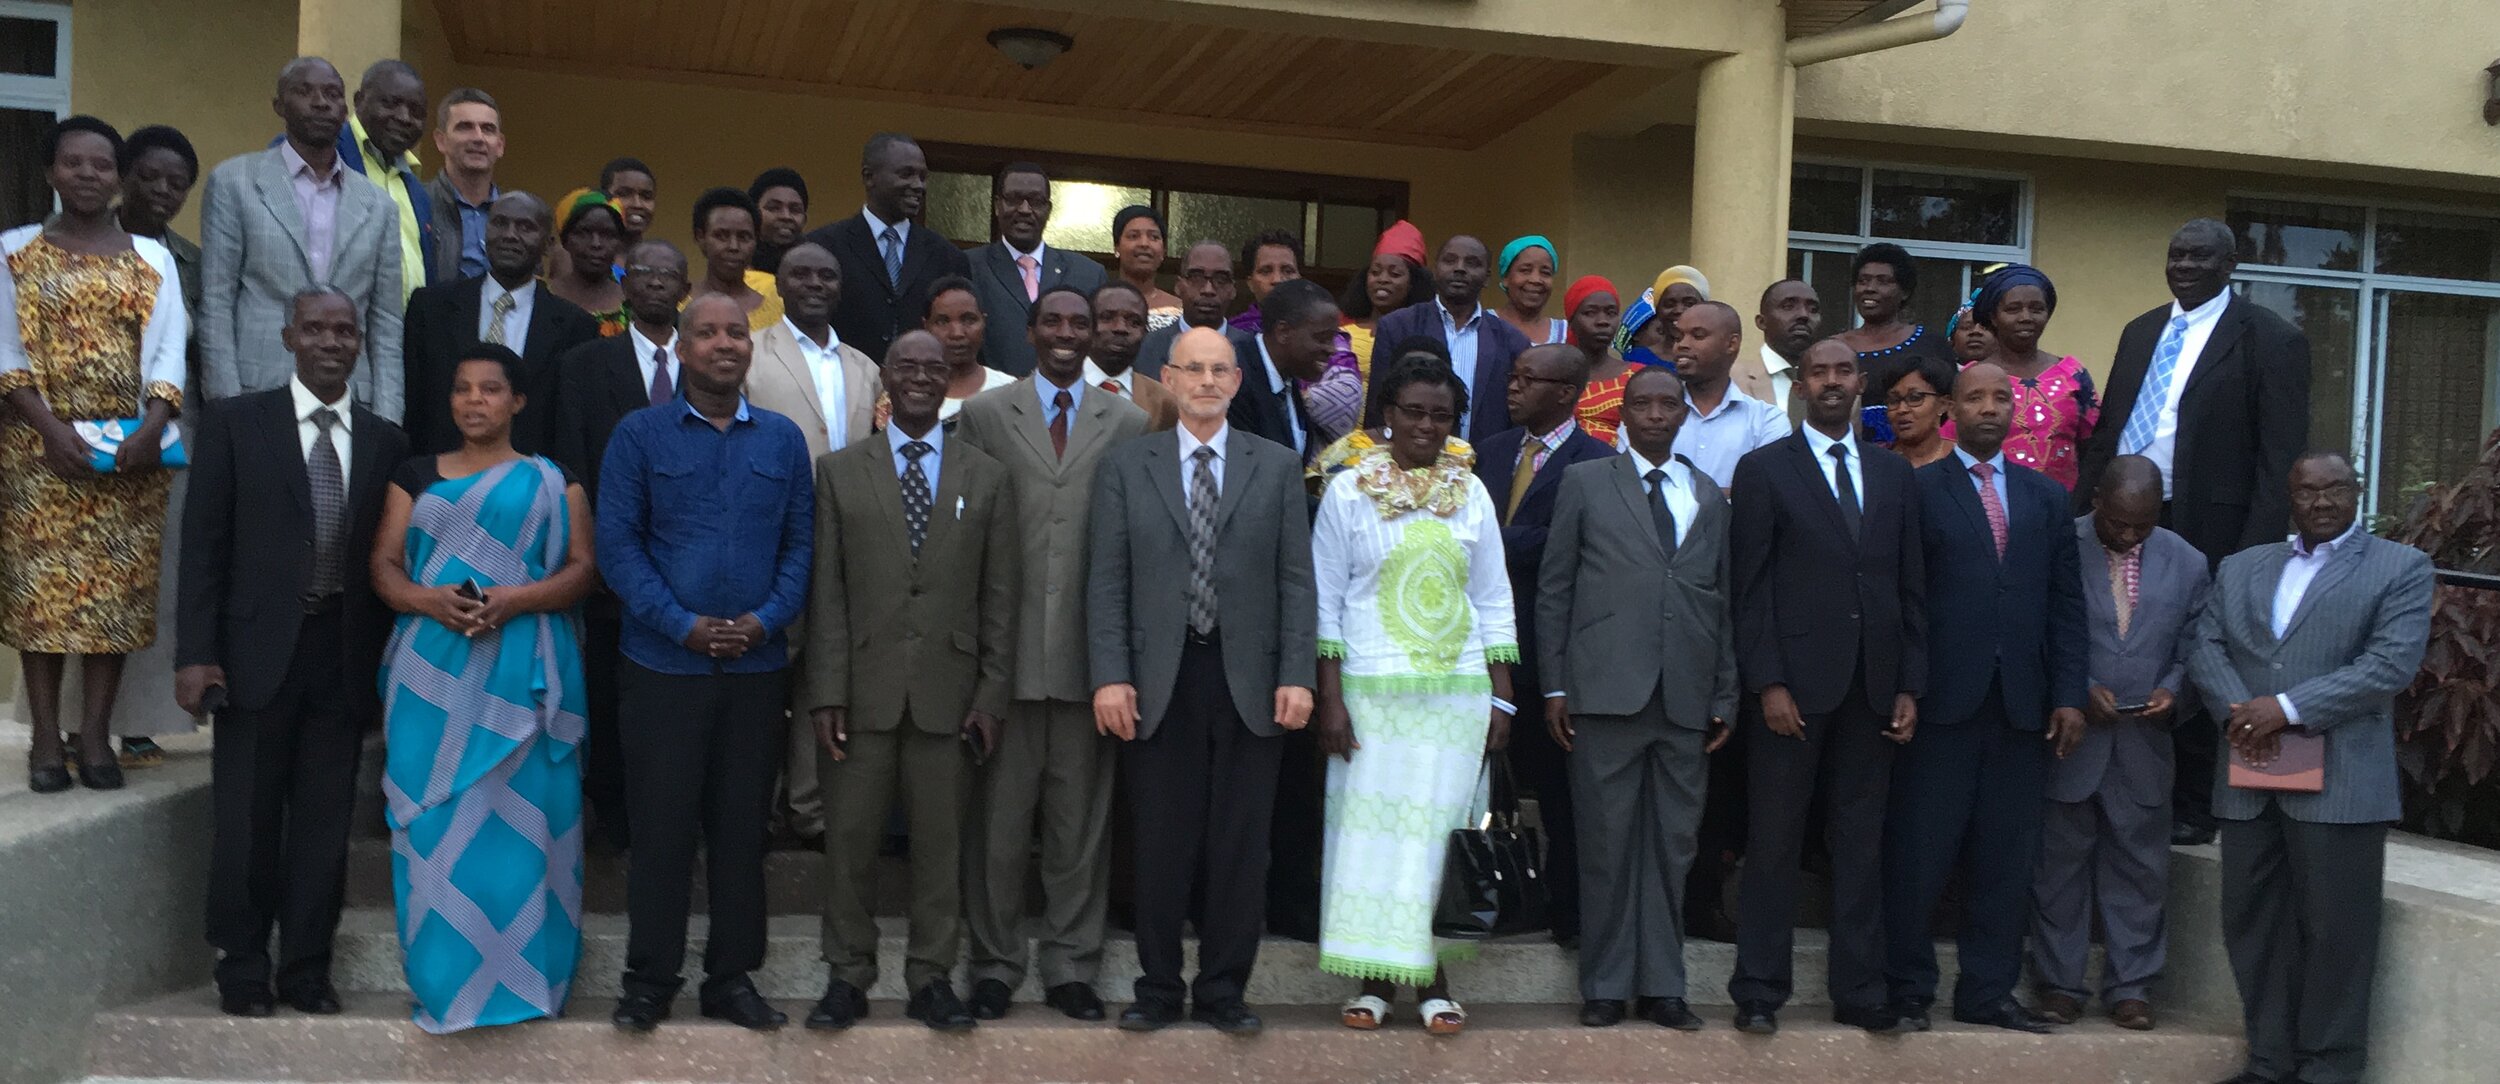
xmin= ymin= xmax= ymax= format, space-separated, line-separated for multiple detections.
xmin=1136 ymin=240 xmax=1249 ymax=378
xmin=969 ymin=162 xmax=1107 ymax=377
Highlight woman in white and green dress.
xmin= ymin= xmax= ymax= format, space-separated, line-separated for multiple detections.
xmin=1312 ymin=360 xmax=1517 ymax=1036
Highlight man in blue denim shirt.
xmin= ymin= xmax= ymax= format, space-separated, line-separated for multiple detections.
xmin=596 ymin=293 xmax=814 ymax=1034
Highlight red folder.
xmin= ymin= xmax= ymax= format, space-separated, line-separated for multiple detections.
xmin=2229 ymin=730 xmax=2325 ymax=793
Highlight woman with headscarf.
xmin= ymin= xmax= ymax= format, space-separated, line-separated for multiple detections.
xmin=1490 ymin=235 xmax=1565 ymax=346
xmin=547 ymin=188 xmax=629 ymax=336
xmin=1612 ymin=266 xmax=1710 ymax=364
xmin=1112 ymin=205 xmax=1184 ymax=329
xmin=1949 ymin=264 xmax=2098 ymax=489
xmin=1339 ymin=220 xmax=1433 ymax=406
xmin=1558 ymin=276 xmax=1638 ymax=446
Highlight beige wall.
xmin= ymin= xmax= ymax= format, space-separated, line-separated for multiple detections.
xmin=68 ymin=0 xmax=300 ymax=236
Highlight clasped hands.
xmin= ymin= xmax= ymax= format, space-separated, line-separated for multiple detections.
xmin=681 ymin=613 xmax=766 ymax=659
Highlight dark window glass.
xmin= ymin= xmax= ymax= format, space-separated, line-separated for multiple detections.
xmin=2227 ymin=198 xmax=2365 ymax=272
xmin=1869 ymin=170 xmax=2020 ymax=247
xmin=922 ymin=172 xmax=990 ymax=246
xmin=2373 ymin=209 xmax=2500 ymax=283
xmin=1790 ymin=162 xmax=1860 ymax=236
xmin=0 ymin=107 xmax=50 ymax=230
xmin=0 ymin=17 xmax=58 ymax=78
xmin=1318 ymin=203 xmax=1382 ymax=271
xmin=2374 ymin=291 xmax=2499 ymax=509
xmin=1168 ymin=192 xmax=1302 ymax=268
xmin=2240 ymin=282 xmax=2358 ymax=483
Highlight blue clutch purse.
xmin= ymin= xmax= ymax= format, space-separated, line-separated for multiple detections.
xmin=75 ymin=418 xmax=187 ymax=471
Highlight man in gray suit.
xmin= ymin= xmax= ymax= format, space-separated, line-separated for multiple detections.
xmin=2030 ymin=456 xmax=2210 ymax=1032
xmin=200 ymin=57 xmax=403 ymax=421
xmin=969 ymin=162 xmax=1107 ymax=377
xmin=955 ymin=285 xmax=1150 ymax=1022
xmin=1088 ymin=326 xmax=1316 ymax=1035
xmin=1538 ymin=366 xmax=1735 ymax=1031
xmin=2191 ymin=451 xmax=2433 ymax=1084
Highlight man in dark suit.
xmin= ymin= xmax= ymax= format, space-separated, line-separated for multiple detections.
xmin=1365 ymin=235 xmax=1528 ymax=440
xmin=179 ymin=287 xmax=410 ymax=1018
xmin=1885 ymin=361 xmax=2088 ymax=1034
xmin=804 ymin=133 xmax=973 ymax=365
xmin=1226 ymin=277 xmax=1335 ymax=465
xmin=800 ymin=331 xmax=1019 ymax=1034
xmin=401 ymin=191 xmax=597 ymax=455
xmin=2072 ymin=217 xmax=2311 ymax=846
xmin=548 ymin=239 xmax=690 ymax=849
xmin=1726 ymin=337 xmax=1924 ymax=1036
xmin=1475 ymin=343 xmax=1613 ymax=947
xmin=1088 ymin=326 xmax=1317 ymax=1035
xmin=1134 ymin=240 xmax=1248 ymax=379
xmin=967 ymin=162 xmax=1108 ymax=377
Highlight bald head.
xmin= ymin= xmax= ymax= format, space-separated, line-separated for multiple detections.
xmin=1671 ymin=300 xmax=1745 ymax=385
xmin=2092 ymin=454 xmax=2166 ymax=553
xmin=1165 ymin=326 xmax=1243 ymax=431
xmin=2096 ymin=455 xmax=2164 ymax=502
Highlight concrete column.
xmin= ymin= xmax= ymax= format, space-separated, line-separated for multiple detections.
xmin=297 ymin=0 xmax=402 ymax=84
xmin=1688 ymin=11 xmax=1792 ymax=317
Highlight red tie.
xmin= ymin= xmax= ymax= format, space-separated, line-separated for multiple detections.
xmin=1971 ymin=460 xmax=2008 ymax=559
xmin=1101 ymin=380 xmax=1123 ymax=394
xmin=1049 ymin=389 xmax=1071 ymax=458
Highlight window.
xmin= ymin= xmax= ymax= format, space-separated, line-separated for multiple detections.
xmin=1786 ymin=159 xmax=2030 ymax=331
xmin=2230 ymin=196 xmax=2500 ymax=515
xmin=0 ymin=2 xmax=69 ymax=230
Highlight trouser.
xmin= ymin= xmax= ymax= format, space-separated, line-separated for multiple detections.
xmin=1266 ymin=725 xmax=1325 ymax=940
xmin=1882 ymin=687 xmax=2049 ymax=1015
xmin=205 ymin=605 xmax=358 ymax=993
xmin=964 ymin=698 xmax=1117 ymax=989
xmin=1503 ymin=676 xmax=1581 ymax=939
xmin=2221 ymin=803 xmax=2386 ymax=1084
xmin=1569 ymin=692 xmax=1705 ymax=1001
xmin=2030 ymin=781 xmax=2171 ymax=1003
xmin=1686 ymin=708 xmax=1749 ymax=934
xmin=581 ymin=611 xmax=628 ymax=846
xmin=1125 ymin=635 xmax=1282 ymax=1008
xmin=1729 ymin=674 xmax=1895 ymax=1011
xmin=778 ymin=667 xmax=824 ymax=839
xmin=617 ymin=662 xmax=786 ymax=999
xmin=820 ymin=719 xmax=967 ymax=992
xmin=2159 ymin=502 xmax=2216 ymax=831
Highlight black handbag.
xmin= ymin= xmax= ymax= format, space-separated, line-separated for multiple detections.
xmin=1432 ymin=756 xmax=1551 ymax=940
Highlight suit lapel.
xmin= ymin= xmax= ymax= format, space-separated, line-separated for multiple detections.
xmin=1150 ymin=436 xmax=1192 ymax=538
xmin=347 ymin=404 xmax=387 ymax=517
xmin=2175 ymin=299 xmax=2248 ymax=411
xmin=921 ymin=440 xmax=965 ymax=564
xmin=2280 ymin=535 xmax=2367 ymax=643
xmin=843 ymin=347 xmax=879 ymax=440
xmin=1607 ymin=456 xmax=1666 ymax=560
xmin=331 ymin=185 xmax=375 ymax=275
xmin=856 ymin=441 xmax=915 ymax=566
xmin=897 ymin=228 xmax=944 ymax=296
xmin=608 ymin=338 xmax=650 ymax=414
xmin=1670 ymin=474 xmax=1725 ymax=570
xmin=1062 ymin=389 xmax=1118 ymax=466
xmin=1940 ymin=460 xmax=1996 ymax=566
xmin=253 ymin=153 xmax=314 ymax=271
xmin=2078 ymin=521 xmax=2123 ymax=641
xmin=451 ymin=279 xmax=485 ymax=348
xmin=273 ymin=393 xmax=313 ymax=516
xmin=1006 ymin=382 xmax=1059 ymax=472
xmin=1786 ymin=437 xmax=1856 ymax=543
xmin=2247 ymin=545 xmax=2292 ymax=646
xmin=1215 ymin=435 xmax=1256 ymax=534
xmin=767 ymin=327 xmax=829 ymax=431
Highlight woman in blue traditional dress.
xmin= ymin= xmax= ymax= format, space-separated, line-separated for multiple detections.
xmin=371 ymin=344 xmax=595 ymax=1034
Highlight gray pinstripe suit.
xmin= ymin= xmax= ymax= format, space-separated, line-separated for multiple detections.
xmin=2187 ymin=529 xmax=2433 ymax=1084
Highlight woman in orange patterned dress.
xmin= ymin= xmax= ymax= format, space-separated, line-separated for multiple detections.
xmin=1560 ymin=276 xmax=1636 ymax=445
xmin=0 ymin=117 xmax=187 ymax=792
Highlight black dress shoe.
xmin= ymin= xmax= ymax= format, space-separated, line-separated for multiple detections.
xmin=27 ymin=752 xmax=71 ymax=794
xmin=1954 ymin=997 xmax=2056 ymax=1034
xmin=612 ymin=991 xmax=671 ymax=1033
xmin=1832 ymin=1003 xmax=1904 ymax=1033
xmin=1578 ymin=999 xmax=1627 ymax=1027
xmin=1046 ymin=982 xmax=1106 ymax=1021
xmin=218 ymin=985 xmax=276 ymax=1018
xmin=279 ymin=980 xmax=342 ymax=1015
xmin=2172 ymin=821 xmax=2218 ymax=847
xmin=968 ymin=977 xmax=1013 ymax=1020
xmin=77 ymin=755 xmax=125 ymax=791
xmin=804 ymin=978 xmax=866 ymax=1031
xmin=1638 ymin=997 xmax=1703 ymax=1030
xmin=907 ymin=981 xmax=978 ymax=1032
xmin=1732 ymin=1000 xmax=1778 ymax=1034
xmin=1191 ymin=999 xmax=1264 ymax=1035
xmin=1118 ymin=1000 xmax=1183 ymax=1032
xmin=1888 ymin=996 xmax=1933 ymax=1032
xmin=699 ymin=979 xmax=788 ymax=1031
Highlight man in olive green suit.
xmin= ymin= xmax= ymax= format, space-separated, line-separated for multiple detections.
xmin=800 ymin=331 xmax=1020 ymax=1034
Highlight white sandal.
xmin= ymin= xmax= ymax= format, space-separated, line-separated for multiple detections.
xmin=1340 ymin=994 xmax=1391 ymax=1030
xmin=1421 ymin=997 xmax=1467 ymax=1036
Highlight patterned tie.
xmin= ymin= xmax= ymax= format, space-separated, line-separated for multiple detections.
xmin=1828 ymin=442 xmax=1861 ymax=541
xmin=1186 ymin=446 xmax=1220 ymax=635
xmin=1049 ymin=389 xmax=1072 ymax=459
xmin=900 ymin=440 xmax=934 ymax=554
xmin=1505 ymin=446 xmax=1538 ymax=523
xmin=1972 ymin=460 xmax=2008 ymax=559
xmin=2119 ymin=314 xmax=2192 ymax=455
xmin=306 ymin=408 xmax=347 ymax=598
xmin=1017 ymin=253 xmax=1040 ymax=302
xmin=1645 ymin=468 xmax=1679 ymax=562
xmin=2111 ymin=547 xmax=2141 ymax=636
xmin=880 ymin=226 xmax=904 ymax=289
xmin=647 ymin=347 xmax=672 ymax=407
xmin=484 ymin=290 xmax=516 ymax=346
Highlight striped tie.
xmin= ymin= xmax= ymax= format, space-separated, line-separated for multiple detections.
xmin=1186 ymin=447 xmax=1220 ymax=635
xmin=306 ymin=409 xmax=347 ymax=598
xmin=2118 ymin=314 xmax=2191 ymax=455
xmin=484 ymin=290 xmax=516 ymax=346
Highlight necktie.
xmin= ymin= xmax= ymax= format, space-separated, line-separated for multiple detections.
xmin=1186 ymin=446 xmax=1220 ymax=635
xmin=1828 ymin=442 xmax=1862 ymax=541
xmin=306 ymin=408 xmax=347 ymax=598
xmin=880 ymin=226 xmax=903 ymax=289
xmin=484 ymin=290 xmax=516 ymax=346
xmin=1972 ymin=460 xmax=2008 ymax=559
xmin=1049 ymin=389 xmax=1072 ymax=458
xmin=2119 ymin=314 xmax=2192 ymax=455
xmin=2110 ymin=548 xmax=2139 ymax=637
xmin=648 ymin=347 xmax=672 ymax=407
xmin=1101 ymin=379 xmax=1123 ymax=395
xmin=900 ymin=441 xmax=934 ymax=554
xmin=1645 ymin=468 xmax=1679 ymax=561
xmin=1017 ymin=253 xmax=1040 ymax=302
xmin=1505 ymin=446 xmax=1538 ymax=523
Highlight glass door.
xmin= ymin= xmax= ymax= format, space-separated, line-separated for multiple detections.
xmin=2370 ymin=290 xmax=2500 ymax=514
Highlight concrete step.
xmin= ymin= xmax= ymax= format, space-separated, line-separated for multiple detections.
xmin=341 ymin=838 xmax=929 ymax=917
xmin=327 ymin=907 xmax=1948 ymax=1007
xmin=86 ymin=990 xmax=2244 ymax=1084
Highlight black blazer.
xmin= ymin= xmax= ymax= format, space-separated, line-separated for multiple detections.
xmin=968 ymin=241 xmax=1108 ymax=377
xmin=1475 ymin=423 xmax=1616 ymax=696
xmin=401 ymin=275 xmax=600 ymax=456
xmin=806 ymin=214 xmax=973 ymax=365
xmin=2072 ymin=294 xmax=2310 ymax=565
xmin=1729 ymin=433 xmax=1926 ymax=717
xmin=1915 ymin=455 xmax=2088 ymax=730
xmin=1227 ymin=334 xmax=1321 ymax=460
xmin=176 ymin=389 xmax=408 ymax=714
xmin=1365 ymin=300 xmax=1529 ymax=440
xmin=550 ymin=332 xmax=657 ymax=505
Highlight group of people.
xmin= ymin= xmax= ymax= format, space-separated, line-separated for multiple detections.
xmin=1 ymin=50 xmax=2428 ymax=1084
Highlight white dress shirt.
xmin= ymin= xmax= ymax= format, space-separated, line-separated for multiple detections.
xmin=1755 ymin=343 xmax=1796 ymax=413
xmin=290 ymin=375 xmax=353 ymax=479
xmin=479 ymin=277 xmax=536 ymax=354
xmin=1083 ymin=357 xmax=1138 ymax=398
xmin=1177 ymin=424 xmax=1230 ymax=505
xmin=887 ymin=417 xmax=943 ymax=480
xmin=629 ymin=325 xmax=676 ymax=396
xmin=1254 ymin=335 xmax=1307 ymax=457
xmin=1670 ymin=386 xmax=1790 ymax=488
xmin=2269 ymin=520 xmax=2363 ymax=723
xmin=2145 ymin=289 xmax=2231 ymax=499
xmin=1799 ymin=423 xmax=1865 ymax=502
xmin=784 ymin=318 xmax=851 ymax=449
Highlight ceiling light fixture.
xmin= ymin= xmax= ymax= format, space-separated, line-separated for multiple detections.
xmin=988 ymin=27 xmax=1074 ymax=71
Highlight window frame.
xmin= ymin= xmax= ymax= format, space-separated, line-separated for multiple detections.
xmin=1786 ymin=155 xmax=2034 ymax=323
xmin=0 ymin=0 xmax=70 ymax=114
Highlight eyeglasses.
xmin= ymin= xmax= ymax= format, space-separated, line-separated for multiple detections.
xmin=1389 ymin=403 xmax=1458 ymax=426
xmin=1508 ymin=372 xmax=1576 ymax=390
xmin=2291 ymin=482 xmax=2360 ymax=500
xmin=625 ymin=265 xmax=685 ymax=280
xmin=886 ymin=358 xmax=950 ymax=378
xmin=1167 ymin=362 xmax=1239 ymax=379
xmin=1886 ymin=389 xmax=1942 ymax=409
xmin=1179 ymin=270 xmax=1235 ymax=288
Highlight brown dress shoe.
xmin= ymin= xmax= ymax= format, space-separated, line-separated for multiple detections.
xmin=2035 ymin=991 xmax=2084 ymax=1025
xmin=2109 ymin=999 xmax=2155 ymax=1030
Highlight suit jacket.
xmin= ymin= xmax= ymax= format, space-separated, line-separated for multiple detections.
xmin=1111 ymin=371 xmax=1180 ymax=432
xmin=805 ymin=215 xmax=972 ymax=365
xmin=2190 ymin=531 xmax=2433 ymax=825
xmin=799 ymin=431 xmax=1018 ymax=733
xmin=1134 ymin=321 xmax=1249 ymax=380
xmin=1226 ymin=334 xmax=1321 ymax=462
xmin=969 ymin=242 xmax=1108 ymax=377
xmin=1915 ymin=455 xmax=2088 ymax=730
xmin=1087 ymin=427 xmax=1318 ymax=739
xmin=746 ymin=321 xmax=879 ymax=463
xmin=550 ymin=332 xmax=657 ymax=503
xmin=1537 ymin=455 xmax=1740 ymax=728
xmin=1474 ymin=423 xmax=1616 ymax=699
xmin=198 ymin=146 xmax=404 ymax=420
xmin=175 ymin=388 xmax=408 ymax=714
xmin=957 ymin=379 xmax=1151 ymax=702
xmin=1730 ymin=434 xmax=1927 ymax=716
xmin=1365 ymin=300 xmax=1530 ymax=440
xmin=2052 ymin=518 xmax=2211 ymax=806
xmin=2073 ymin=295 xmax=2311 ymax=564
xmin=422 ymin=174 xmax=475 ymax=285
xmin=401 ymin=275 xmax=599 ymax=456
